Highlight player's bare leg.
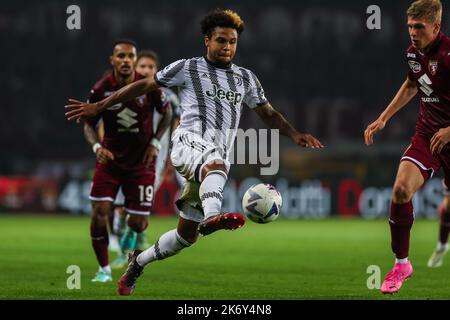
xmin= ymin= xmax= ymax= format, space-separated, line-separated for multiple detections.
xmin=428 ymin=196 xmax=450 ymax=267
xmin=112 ymin=214 xmax=148 ymax=269
xmin=197 ymin=160 xmax=245 ymax=236
xmin=381 ymin=161 xmax=424 ymax=294
xmin=91 ymin=201 xmax=113 ymax=282
xmin=118 ymin=217 xmax=197 ymax=295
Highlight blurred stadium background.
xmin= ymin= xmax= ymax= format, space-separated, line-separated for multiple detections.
xmin=1 ymin=0 xmax=449 ymax=299
xmin=1 ymin=0 xmax=444 ymax=218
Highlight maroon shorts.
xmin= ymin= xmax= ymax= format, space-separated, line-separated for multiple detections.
xmin=90 ymin=162 xmax=156 ymax=215
xmin=401 ymin=132 xmax=450 ymax=195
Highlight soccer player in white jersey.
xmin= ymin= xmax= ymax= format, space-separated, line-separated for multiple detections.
xmin=65 ymin=9 xmax=324 ymax=295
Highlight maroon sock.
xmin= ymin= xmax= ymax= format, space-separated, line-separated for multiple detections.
xmin=439 ymin=204 xmax=450 ymax=244
xmin=389 ymin=201 xmax=414 ymax=259
xmin=90 ymin=222 xmax=109 ymax=267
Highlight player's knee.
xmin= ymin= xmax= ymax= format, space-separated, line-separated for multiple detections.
xmin=128 ymin=215 xmax=148 ymax=233
xmin=177 ymin=225 xmax=198 ymax=244
xmin=92 ymin=202 xmax=112 ymax=218
xmin=114 ymin=206 xmax=126 ymax=217
xmin=201 ymin=161 xmax=226 ymax=181
xmin=392 ymin=183 xmax=413 ymax=203
xmin=443 ymin=198 xmax=450 ymax=214
xmin=179 ymin=231 xmax=198 ymax=244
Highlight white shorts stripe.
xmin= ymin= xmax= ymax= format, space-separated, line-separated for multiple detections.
xmin=125 ymin=207 xmax=150 ymax=216
xmin=89 ymin=196 xmax=115 ymax=202
xmin=401 ymin=156 xmax=435 ymax=179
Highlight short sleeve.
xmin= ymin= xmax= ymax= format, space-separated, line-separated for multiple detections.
xmin=155 ymin=59 xmax=186 ymax=88
xmin=243 ymin=70 xmax=268 ymax=109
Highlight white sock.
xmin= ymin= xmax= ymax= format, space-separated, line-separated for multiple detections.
xmin=136 ymin=229 xmax=192 ymax=267
xmin=437 ymin=242 xmax=449 ymax=251
xmin=396 ymin=257 xmax=409 ymax=264
xmin=99 ymin=265 xmax=111 ymax=273
xmin=199 ymin=170 xmax=227 ymax=219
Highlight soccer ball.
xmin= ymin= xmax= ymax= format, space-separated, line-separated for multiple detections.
xmin=242 ymin=183 xmax=282 ymax=224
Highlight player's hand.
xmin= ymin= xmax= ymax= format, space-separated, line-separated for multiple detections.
xmin=430 ymin=127 xmax=450 ymax=155
xmin=96 ymin=147 xmax=114 ymax=164
xmin=364 ymin=118 xmax=386 ymax=146
xmin=143 ymin=145 xmax=159 ymax=169
xmin=64 ymin=99 xmax=100 ymax=123
xmin=291 ymin=132 xmax=324 ymax=149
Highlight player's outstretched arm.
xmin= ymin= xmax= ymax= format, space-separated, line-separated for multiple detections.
xmin=65 ymin=77 xmax=160 ymax=123
xmin=254 ymin=102 xmax=324 ymax=149
xmin=364 ymin=77 xmax=418 ymax=146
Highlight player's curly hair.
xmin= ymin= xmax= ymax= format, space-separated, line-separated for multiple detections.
xmin=407 ymin=0 xmax=442 ymax=23
xmin=200 ymin=9 xmax=244 ymax=38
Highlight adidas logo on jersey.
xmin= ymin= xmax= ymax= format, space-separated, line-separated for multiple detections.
xmin=206 ymin=84 xmax=242 ymax=106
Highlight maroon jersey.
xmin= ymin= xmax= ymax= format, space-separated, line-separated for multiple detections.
xmin=406 ymin=32 xmax=450 ymax=140
xmin=87 ymin=71 xmax=168 ymax=169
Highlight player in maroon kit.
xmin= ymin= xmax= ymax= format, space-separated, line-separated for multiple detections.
xmin=364 ymin=0 xmax=450 ymax=294
xmin=82 ymin=39 xmax=172 ymax=282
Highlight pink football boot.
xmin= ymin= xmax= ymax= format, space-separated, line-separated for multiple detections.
xmin=198 ymin=213 xmax=245 ymax=236
xmin=380 ymin=261 xmax=413 ymax=294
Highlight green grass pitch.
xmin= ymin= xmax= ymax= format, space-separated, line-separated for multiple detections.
xmin=0 ymin=214 xmax=449 ymax=300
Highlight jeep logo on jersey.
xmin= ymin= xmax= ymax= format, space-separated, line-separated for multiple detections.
xmin=117 ymin=108 xmax=139 ymax=132
xmin=408 ymin=61 xmax=421 ymax=73
xmin=206 ymin=84 xmax=242 ymax=106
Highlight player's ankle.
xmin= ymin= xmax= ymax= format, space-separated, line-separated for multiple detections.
xmin=395 ymin=257 xmax=409 ymax=264
xmin=437 ymin=242 xmax=449 ymax=251
xmin=99 ymin=265 xmax=111 ymax=273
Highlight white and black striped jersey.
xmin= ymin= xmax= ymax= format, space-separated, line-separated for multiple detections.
xmin=155 ymin=56 xmax=268 ymax=156
xmin=161 ymin=87 xmax=180 ymax=117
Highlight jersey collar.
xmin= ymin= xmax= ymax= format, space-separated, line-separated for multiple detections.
xmin=203 ymin=56 xmax=232 ymax=69
xmin=110 ymin=70 xmax=138 ymax=88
